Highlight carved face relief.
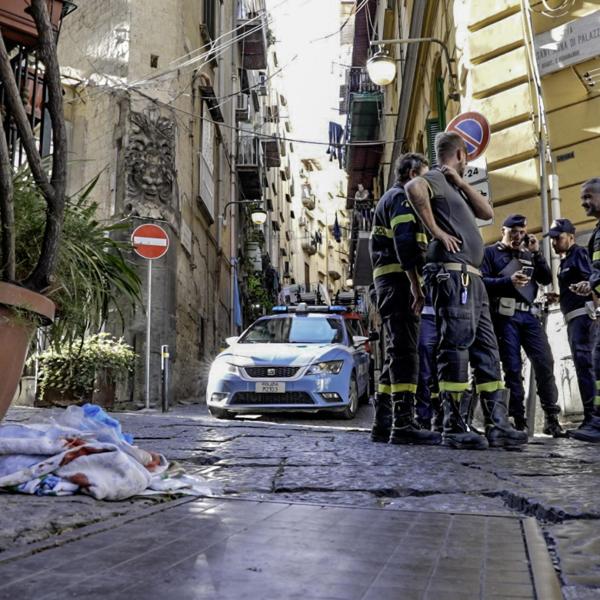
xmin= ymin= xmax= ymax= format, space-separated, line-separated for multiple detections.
xmin=125 ymin=109 xmax=175 ymax=204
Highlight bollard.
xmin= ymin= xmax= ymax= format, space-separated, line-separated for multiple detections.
xmin=161 ymin=344 xmax=170 ymax=413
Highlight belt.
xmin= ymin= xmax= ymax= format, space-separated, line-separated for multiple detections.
xmin=422 ymin=305 xmax=435 ymax=316
xmin=565 ymin=303 xmax=597 ymax=323
xmin=443 ymin=263 xmax=481 ymax=277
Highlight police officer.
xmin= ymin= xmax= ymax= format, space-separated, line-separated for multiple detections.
xmin=481 ymin=214 xmax=564 ymax=436
xmin=415 ymin=292 xmax=441 ymax=430
xmin=406 ymin=132 xmax=527 ymax=450
xmin=569 ymin=178 xmax=600 ymax=443
xmin=546 ymin=218 xmax=595 ymax=430
xmin=369 ymin=153 xmax=441 ymax=445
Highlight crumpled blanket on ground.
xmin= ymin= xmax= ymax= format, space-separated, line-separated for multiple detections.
xmin=0 ymin=404 xmax=219 ymax=501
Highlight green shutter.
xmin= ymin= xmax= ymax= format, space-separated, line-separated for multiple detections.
xmin=426 ymin=118 xmax=442 ymax=166
xmin=436 ymin=77 xmax=446 ymax=130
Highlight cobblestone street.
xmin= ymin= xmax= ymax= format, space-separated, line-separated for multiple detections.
xmin=0 ymin=406 xmax=598 ymax=598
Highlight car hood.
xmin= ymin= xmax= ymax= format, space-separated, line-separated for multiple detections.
xmin=219 ymin=343 xmax=346 ymax=367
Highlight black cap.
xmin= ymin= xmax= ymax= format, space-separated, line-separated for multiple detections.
xmin=502 ymin=214 xmax=527 ymax=228
xmin=545 ymin=218 xmax=576 ymax=238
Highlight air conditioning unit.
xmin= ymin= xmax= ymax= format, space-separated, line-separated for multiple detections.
xmin=236 ymin=94 xmax=250 ymax=122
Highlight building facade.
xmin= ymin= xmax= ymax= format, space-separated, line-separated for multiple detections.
xmin=57 ymin=0 xmax=290 ymax=405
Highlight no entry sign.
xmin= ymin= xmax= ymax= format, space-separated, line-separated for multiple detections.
xmin=131 ymin=224 xmax=169 ymax=260
xmin=446 ymin=111 xmax=491 ymax=161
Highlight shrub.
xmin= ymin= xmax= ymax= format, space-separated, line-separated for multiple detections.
xmin=35 ymin=334 xmax=136 ymax=402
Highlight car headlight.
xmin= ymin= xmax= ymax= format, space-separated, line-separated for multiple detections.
xmin=308 ymin=360 xmax=344 ymax=375
xmin=225 ymin=363 xmax=242 ymax=376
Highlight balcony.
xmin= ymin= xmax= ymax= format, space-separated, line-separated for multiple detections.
xmin=237 ymin=132 xmax=262 ymax=199
xmin=343 ymin=67 xmax=384 ymax=210
xmin=237 ymin=1 xmax=267 ymax=70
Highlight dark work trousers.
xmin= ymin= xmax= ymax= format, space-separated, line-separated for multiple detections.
xmin=375 ymin=273 xmax=420 ymax=394
xmin=492 ymin=310 xmax=560 ymax=418
xmin=592 ymin=322 xmax=600 ymax=415
xmin=426 ymin=266 xmax=503 ymax=394
xmin=415 ymin=314 xmax=439 ymax=422
xmin=567 ymin=315 xmax=596 ymax=418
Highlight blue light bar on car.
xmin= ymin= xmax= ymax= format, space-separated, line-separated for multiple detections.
xmin=271 ymin=306 xmax=289 ymax=313
xmin=328 ymin=306 xmax=348 ymax=313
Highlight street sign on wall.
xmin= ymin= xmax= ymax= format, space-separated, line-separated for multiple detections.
xmin=446 ymin=111 xmax=491 ymax=161
xmin=464 ymin=156 xmax=493 ymax=228
xmin=535 ymin=10 xmax=600 ymax=77
xmin=131 ymin=224 xmax=170 ymax=260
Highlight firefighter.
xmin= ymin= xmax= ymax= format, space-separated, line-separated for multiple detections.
xmin=481 ymin=214 xmax=564 ymax=437
xmin=405 ymin=132 xmax=527 ymax=450
xmin=546 ymin=218 xmax=595 ymax=430
xmin=369 ymin=153 xmax=441 ymax=445
xmin=569 ymin=178 xmax=600 ymax=443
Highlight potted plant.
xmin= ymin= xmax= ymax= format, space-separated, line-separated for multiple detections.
xmin=35 ymin=333 xmax=136 ymax=408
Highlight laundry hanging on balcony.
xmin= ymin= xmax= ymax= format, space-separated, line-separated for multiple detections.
xmin=327 ymin=122 xmax=344 ymax=168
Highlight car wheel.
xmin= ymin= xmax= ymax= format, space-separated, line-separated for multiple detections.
xmin=208 ymin=406 xmax=234 ymax=420
xmin=340 ymin=373 xmax=359 ymax=420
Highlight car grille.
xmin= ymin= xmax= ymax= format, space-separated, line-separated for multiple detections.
xmin=230 ymin=392 xmax=314 ymax=405
xmin=244 ymin=366 xmax=300 ymax=378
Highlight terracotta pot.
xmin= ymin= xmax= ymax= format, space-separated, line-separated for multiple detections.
xmin=0 ymin=0 xmax=65 ymax=48
xmin=0 ymin=282 xmax=55 ymax=421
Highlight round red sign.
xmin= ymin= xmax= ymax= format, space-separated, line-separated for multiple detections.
xmin=446 ymin=111 xmax=491 ymax=161
xmin=131 ymin=224 xmax=169 ymax=260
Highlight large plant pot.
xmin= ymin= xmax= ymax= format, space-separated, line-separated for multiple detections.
xmin=0 ymin=282 xmax=55 ymax=421
xmin=0 ymin=0 xmax=66 ymax=48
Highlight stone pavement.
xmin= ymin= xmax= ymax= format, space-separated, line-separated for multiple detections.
xmin=0 ymin=406 xmax=599 ymax=599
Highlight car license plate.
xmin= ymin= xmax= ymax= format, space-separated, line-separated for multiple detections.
xmin=255 ymin=382 xmax=285 ymax=393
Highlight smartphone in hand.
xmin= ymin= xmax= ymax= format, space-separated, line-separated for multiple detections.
xmin=520 ymin=265 xmax=534 ymax=278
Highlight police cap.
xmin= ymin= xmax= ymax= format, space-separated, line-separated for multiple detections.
xmin=545 ymin=218 xmax=576 ymax=238
xmin=502 ymin=214 xmax=527 ymax=228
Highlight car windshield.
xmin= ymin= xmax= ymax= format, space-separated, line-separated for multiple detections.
xmin=239 ymin=316 xmax=345 ymax=344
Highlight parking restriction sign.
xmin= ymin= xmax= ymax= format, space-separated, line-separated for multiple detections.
xmin=446 ymin=111 xmax=491 ymax=161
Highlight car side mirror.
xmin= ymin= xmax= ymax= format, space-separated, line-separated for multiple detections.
xmin=225 ymin=336 xmax=239 ymax=346
xmin=353 ymin=335 xmax=368 ymax=348
xmin=368 ymin=331 xmax=379 ymax=342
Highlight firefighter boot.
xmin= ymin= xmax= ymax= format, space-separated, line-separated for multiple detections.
xmin=389 ymin=392 xmax=442 ymax=445
xmin=370 ymin=393 xmax=392 ymax=443
xmin=459 ymin=390 xmax=484 ymax=435
xmin=569 ymin=415 xmax=600 ymax=443
xmin=480 ymin=389 xmax=528 ymax=448
xmin=543 ymin=413 xmax=567 ymax=438
xmin=441 ymin=392 xmax=489 ymax=450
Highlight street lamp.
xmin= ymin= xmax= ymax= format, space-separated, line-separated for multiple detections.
xmin=366 ymin=48 xmax=396 ymax=86
xmin=367 ymin=38 xmax=460 ymax=100
xmin=221 ymin=200 xmax=267 ymax=226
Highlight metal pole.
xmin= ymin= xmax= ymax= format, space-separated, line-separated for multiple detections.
xmin=549 ymin=173 xmax=561 ymax=290
xmin=161 ymin=344 xmax=170 ymax=413
xmin=145 ymin=259 xmax=152 ymax=410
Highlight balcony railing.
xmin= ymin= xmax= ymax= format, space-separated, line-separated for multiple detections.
xmin=237 ymin=133 xmax=261 ymax=168
xmin=347 ymin=67 xmax=381 ymax=95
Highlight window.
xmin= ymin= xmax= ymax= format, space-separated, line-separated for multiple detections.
xmin=203 ymin=0 xmax=217 ymax=41
xmin=239 ymin=316 xmax=345 ymax=344
xmin=198 ymin=102 xmax=215 ymax=218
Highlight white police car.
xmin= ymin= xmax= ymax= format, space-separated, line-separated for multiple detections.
xmin=206 ymin=304 xmax=371 ymax=420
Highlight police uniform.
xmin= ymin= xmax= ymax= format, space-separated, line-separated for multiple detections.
xmin=421 ymin=169 xmax=527 ymax=449
xmin=570 ymin=220 xmax=600 ymax=442
xmin=369 ymin=184 xmax=440 ymax=445
xmin=415 ymin=293 xmax=440 ymax=429
xmin=548 ymin=219 xmax=595 ymax=426
xmin=481 ymin=214 xmax=563 ymax=436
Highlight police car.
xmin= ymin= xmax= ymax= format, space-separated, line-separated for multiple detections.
xmin=206 ymin=304 xmax=371 ymax=420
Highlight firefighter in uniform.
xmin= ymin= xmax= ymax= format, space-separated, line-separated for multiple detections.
xmin=546 ymin=218 xmax=595 ymax=430
xmin=570 ymin=178 xmax=600 ymax=443
xmin=369 ymin=152 xmax=441 ymax=445
xmin=406 ymin=132 xmax=527 ymax=450
xmin=481 ymin=214 xmax=564 ymax=437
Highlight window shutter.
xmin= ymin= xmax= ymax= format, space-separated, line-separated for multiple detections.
xmin=425 ymin=118 xmax=442 ymax=166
